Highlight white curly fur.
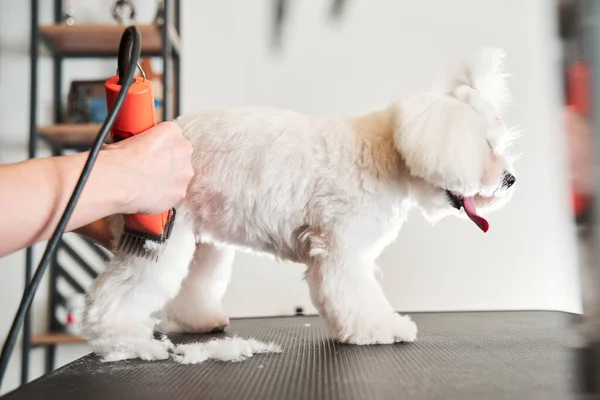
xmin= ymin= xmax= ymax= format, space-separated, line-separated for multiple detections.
xmin=82 ymin=48 xmax=520 ymax=361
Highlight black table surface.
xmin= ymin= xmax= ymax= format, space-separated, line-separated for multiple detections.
xmin=1 ymin=311 xmax=583 ymax=399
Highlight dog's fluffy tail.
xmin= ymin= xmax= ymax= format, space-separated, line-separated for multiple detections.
xmin=437 ymin=47 xmax=511 ymax=119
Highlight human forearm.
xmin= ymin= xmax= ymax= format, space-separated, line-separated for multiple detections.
xmin=0 ymin=121 xmax=194 ymax=258
xmin=0 ymin=150 xmax=131 ymax=257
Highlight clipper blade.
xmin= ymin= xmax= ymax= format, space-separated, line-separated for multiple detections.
xmin=115 ymin=230 xmax=165 ymax=262
xmin=115 ymin=208 xmax=176 ymax=262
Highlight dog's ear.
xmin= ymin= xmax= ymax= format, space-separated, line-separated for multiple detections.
xmin=394 ymin=91 xmax=490 ymax=196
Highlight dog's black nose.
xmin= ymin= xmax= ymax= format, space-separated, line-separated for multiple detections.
xmin=503 ymin=172 xmax=516 ymax=189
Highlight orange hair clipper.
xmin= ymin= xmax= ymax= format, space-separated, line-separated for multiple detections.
xmin=104 ymin=27 xmax=175 ymax=260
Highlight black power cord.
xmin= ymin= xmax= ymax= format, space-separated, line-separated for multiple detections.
xmin=0 ymin=25 xmax=142 ymax=392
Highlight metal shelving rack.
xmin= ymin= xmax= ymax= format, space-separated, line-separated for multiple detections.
xmin=22 ymin=0 xmax=181 ymax=387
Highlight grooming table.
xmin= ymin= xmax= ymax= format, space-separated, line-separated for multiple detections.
xmin=2 ymin=311 xmax=580 ymax=399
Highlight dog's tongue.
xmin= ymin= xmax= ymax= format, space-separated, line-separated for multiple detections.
xmin=462 ymin=197 xmax=489 ymax=233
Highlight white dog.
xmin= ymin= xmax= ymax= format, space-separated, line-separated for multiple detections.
xmin=82 ymin=48 xmax=519 ymax=361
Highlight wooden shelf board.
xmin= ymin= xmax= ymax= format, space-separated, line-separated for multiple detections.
xmin=39 ymin=23 xmax=179 ymax=56
xmin=38 ymin=123 xmax=106 ymax=147
xmin=31 ymin=333 xmax=85 ymax=346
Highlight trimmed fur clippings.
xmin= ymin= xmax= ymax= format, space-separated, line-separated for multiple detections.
xmin=172 ymin=337 xmax=283 ymax=364
xmin=82 ymin=48 xmax=520 ymax=361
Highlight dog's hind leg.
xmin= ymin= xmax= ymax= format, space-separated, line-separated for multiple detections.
xmin=81 ymin=208 xmax=197 ymax=362
xmin=305 ymin=250 xmax=417 ymax=345
xmin=157 ymin=242 xmax=234 ymax=334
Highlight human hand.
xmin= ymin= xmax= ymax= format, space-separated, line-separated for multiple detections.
xmin=103 ymin=121 xmax=195 ymax=215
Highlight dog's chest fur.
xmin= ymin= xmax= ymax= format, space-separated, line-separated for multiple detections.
xmin=176 ymin=106 xmax=412 ymax=263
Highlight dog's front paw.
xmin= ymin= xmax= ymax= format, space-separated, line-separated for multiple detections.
xmin=339 ymin=313 xmax=417 ymax=345
xmin=90 ymin=335 xmax=174 ymax=362
xmin=157 ymin=308 xmax=230 ymax=334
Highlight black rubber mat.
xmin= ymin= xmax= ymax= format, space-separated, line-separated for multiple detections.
xmin=2 ymin=311 xmax=580 ymax=399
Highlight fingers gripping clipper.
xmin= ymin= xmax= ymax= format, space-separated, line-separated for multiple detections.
xmin=104 ymin=26 xmax=175 ymax=261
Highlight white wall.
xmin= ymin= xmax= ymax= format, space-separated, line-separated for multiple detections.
xmin=0 ymin=0 xmax=582 ymax=395
xmin=180 ymin=0 xmax=583 ymax=317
